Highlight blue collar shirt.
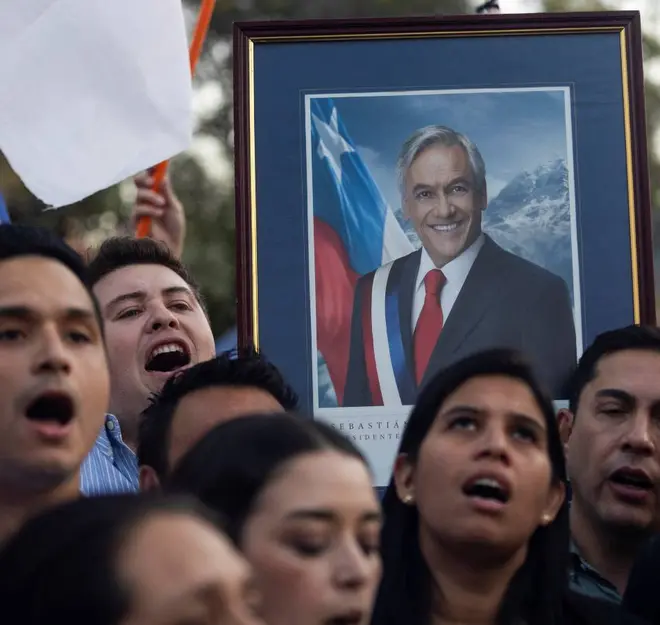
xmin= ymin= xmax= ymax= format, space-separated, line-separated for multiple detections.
xmin=80 ymin=414 xmax=139 ymax=496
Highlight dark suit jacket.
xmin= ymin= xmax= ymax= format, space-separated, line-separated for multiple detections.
xmin=567 ymin=591 xmax=650 ymax=625
xmin=623 ymin=534 xmax=660 ymax=624
xmin=343 ymin=235 xmax=577 ymax=405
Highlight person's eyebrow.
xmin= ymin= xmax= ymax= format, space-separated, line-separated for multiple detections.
xmin=440 ymin=405 xmax=546 ymax=431
xmin=510 ymin=413 xmax=547 ymax=435
xmin=440 ymin=405 xmax=481 ymax=418
xmin=595 ymin=389 xmax=635 ymax=405
xmin=284 ymin=509 xmax=334 ymax=522
xmin=411 ymin=182 xmax=435 ymax=194
xmin=163 ymin=286 xmax=195 ymax=299
xmin=284 ymin=508 xmax=382 ymax=523
xmin=0 ymin=306 xmax=95 ymax=322
xmin=104 ymin=290 xmax=146 ymax=315
xmin=105 ymin=285 xmax=195 ymax=313
xmin=63 ymin=307 xmax=97 ymax=321
xmin=0 ymin=306 xmax=34 ymax=320
xmin=444 ymin=176 xmax=473 ymax=190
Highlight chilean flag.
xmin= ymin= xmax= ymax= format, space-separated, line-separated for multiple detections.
xmin=310 ymin=98 xmax=413 ymax=403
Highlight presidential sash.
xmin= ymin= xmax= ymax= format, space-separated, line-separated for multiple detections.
xmin=361 ymin=259 xmax=416 ymax=406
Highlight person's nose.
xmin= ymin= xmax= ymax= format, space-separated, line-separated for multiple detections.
xmin=621 ymin=410 xmax=656 ymax=457
xmin=331 ymin=540 xmax=376 ymax=592
xmin=31 ymin=326 xmax=72 ymax=376
xmin=145 ymin=303 xmax=180 ymax=333
xmin=475 ymin=423 xmax=511 ymax=465
xmin=432 ymin=191 xmax=456 ymax=220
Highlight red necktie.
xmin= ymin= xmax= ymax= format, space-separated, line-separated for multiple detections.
xmin=414 ymin=269 xmax=446 ymax=385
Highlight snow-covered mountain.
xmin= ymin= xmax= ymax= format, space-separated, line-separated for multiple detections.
xmin=482 ymin=158 xmax=574 ymax=304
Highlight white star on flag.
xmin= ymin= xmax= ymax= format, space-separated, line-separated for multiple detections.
xmin=312 ymin=107 xmax=354 ymax=183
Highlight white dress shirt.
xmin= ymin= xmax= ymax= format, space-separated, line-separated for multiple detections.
xmin=412 ymin=233 xmax=485 ymax=333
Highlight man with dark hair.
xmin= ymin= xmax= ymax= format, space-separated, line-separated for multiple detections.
xmin=80 ymin=236 xmax=216 ymax=496
xmin=559 ymin=325 xmax=660 ymax=603
xmin=0 ymin=224 xmax=109 ymax=540
xmin=138 ymin=346 xmax=299 ymax=490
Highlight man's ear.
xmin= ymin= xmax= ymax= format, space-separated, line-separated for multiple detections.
xmin=139 ymin=465 xmax=161 ymax=492
xmin=556 ymin=408 xmax=575 ymax=453
xmin=393 ymin=453 xmax=416 ymax=504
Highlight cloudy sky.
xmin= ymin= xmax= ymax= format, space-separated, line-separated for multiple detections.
xmin=317 ymin=89 xmax=571 ymax=212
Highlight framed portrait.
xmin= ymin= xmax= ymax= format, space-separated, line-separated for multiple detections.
xmin=233 ymin=11 xmax=655 ymax=487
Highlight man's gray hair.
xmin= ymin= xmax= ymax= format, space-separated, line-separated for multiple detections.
xmin=396 ymin=125 xmax=487 ymax=198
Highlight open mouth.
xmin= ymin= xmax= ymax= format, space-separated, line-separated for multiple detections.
xmin=463 ymin=476 xmax=510 ymax=504
xmin=325 ymin=611 xmax=364 ymax=625
xmin=25 ymin=392 xmax=75 ymax=425
xmin=145 ymin=341 xmax=191 ymax=373
xmin=609 ymin=468 xmax=653 ymax=491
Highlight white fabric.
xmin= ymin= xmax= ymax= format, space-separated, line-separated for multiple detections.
xmin=381 ymin=208 xmax=415 ymax=265
xmin=412 ymin=234 xmax=485 ymax=332
xmin=0 ymin=0 xmax=193 ymax=207
xmin=371 ymin=262 xmax=403 ymax=406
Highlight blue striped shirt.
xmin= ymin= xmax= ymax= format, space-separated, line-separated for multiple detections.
xmin=80 ymin=414 xmax=139 ymax=496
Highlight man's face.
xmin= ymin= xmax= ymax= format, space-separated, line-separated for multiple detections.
xmin=167 ymin=386 xmax=285 ymax=470
xmin=93 ymin=264 xmax=215 ymax=431
xmin=566 ymin=350 xmax=660 ymax=534
xmin=0 ymin=256 xmax=109 ymax=492
xmin=403 ymin=143 xmax=486 ymax=268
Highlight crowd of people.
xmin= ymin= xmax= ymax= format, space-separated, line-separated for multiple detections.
xmin=0 ymin=171 xmax=659 ymax=625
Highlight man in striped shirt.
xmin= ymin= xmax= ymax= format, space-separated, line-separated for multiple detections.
xmin=80 ymin=236 xmax=216 ymax=495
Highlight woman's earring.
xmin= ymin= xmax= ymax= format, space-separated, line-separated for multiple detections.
xmin=403 ymin=494 xmax=414 ymax=505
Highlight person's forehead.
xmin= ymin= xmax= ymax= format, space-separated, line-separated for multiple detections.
xmin=412 ymin=143 xmax=469 ymax=169
xmin=445 ymin=375 xmax=539 ymax=409
xmin=125 ymin=514 xmax=247 ymax=591
xmin=168 ymin=386 xmax=284 ymax=466
xmin=0 ymin=256 xmax=94 ymax=310
xmin=176 ymin=385 xmax=282 ymax=415
xmin=589 ymin=349 xmax=660 ymax=394
xmin=258 ymin=451 xmax=373 ymax=510
xmin=93 ymin=263 xmax=190 ymax=304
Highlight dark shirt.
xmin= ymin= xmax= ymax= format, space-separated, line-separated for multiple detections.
xmin=568 ymin=541 xmax=621 ymax=604
xmin=623 ymin=534 xmax=660 ymax=624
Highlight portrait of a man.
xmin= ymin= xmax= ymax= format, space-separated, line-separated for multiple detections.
xmin=344 ymin=125 xmax=576 ymax=406
xmin=307 ymin=89 xmax=581 ymax=410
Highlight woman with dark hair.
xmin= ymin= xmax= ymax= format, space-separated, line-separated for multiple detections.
xmin=0 ymin=494 xmax=263 ymax=625
xmin=165 ymin=412 xmax=382 ymax=625
xmin=371 ymin=348 xmax=642 ymax=625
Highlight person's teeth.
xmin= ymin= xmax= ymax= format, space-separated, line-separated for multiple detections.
xmin=150 ymin=343 xmax=184 ymax=359
xmin=474 ymin=478 xmax=502 ymax=489
xmin=430 ymin=223 xmax=459 ymax=232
